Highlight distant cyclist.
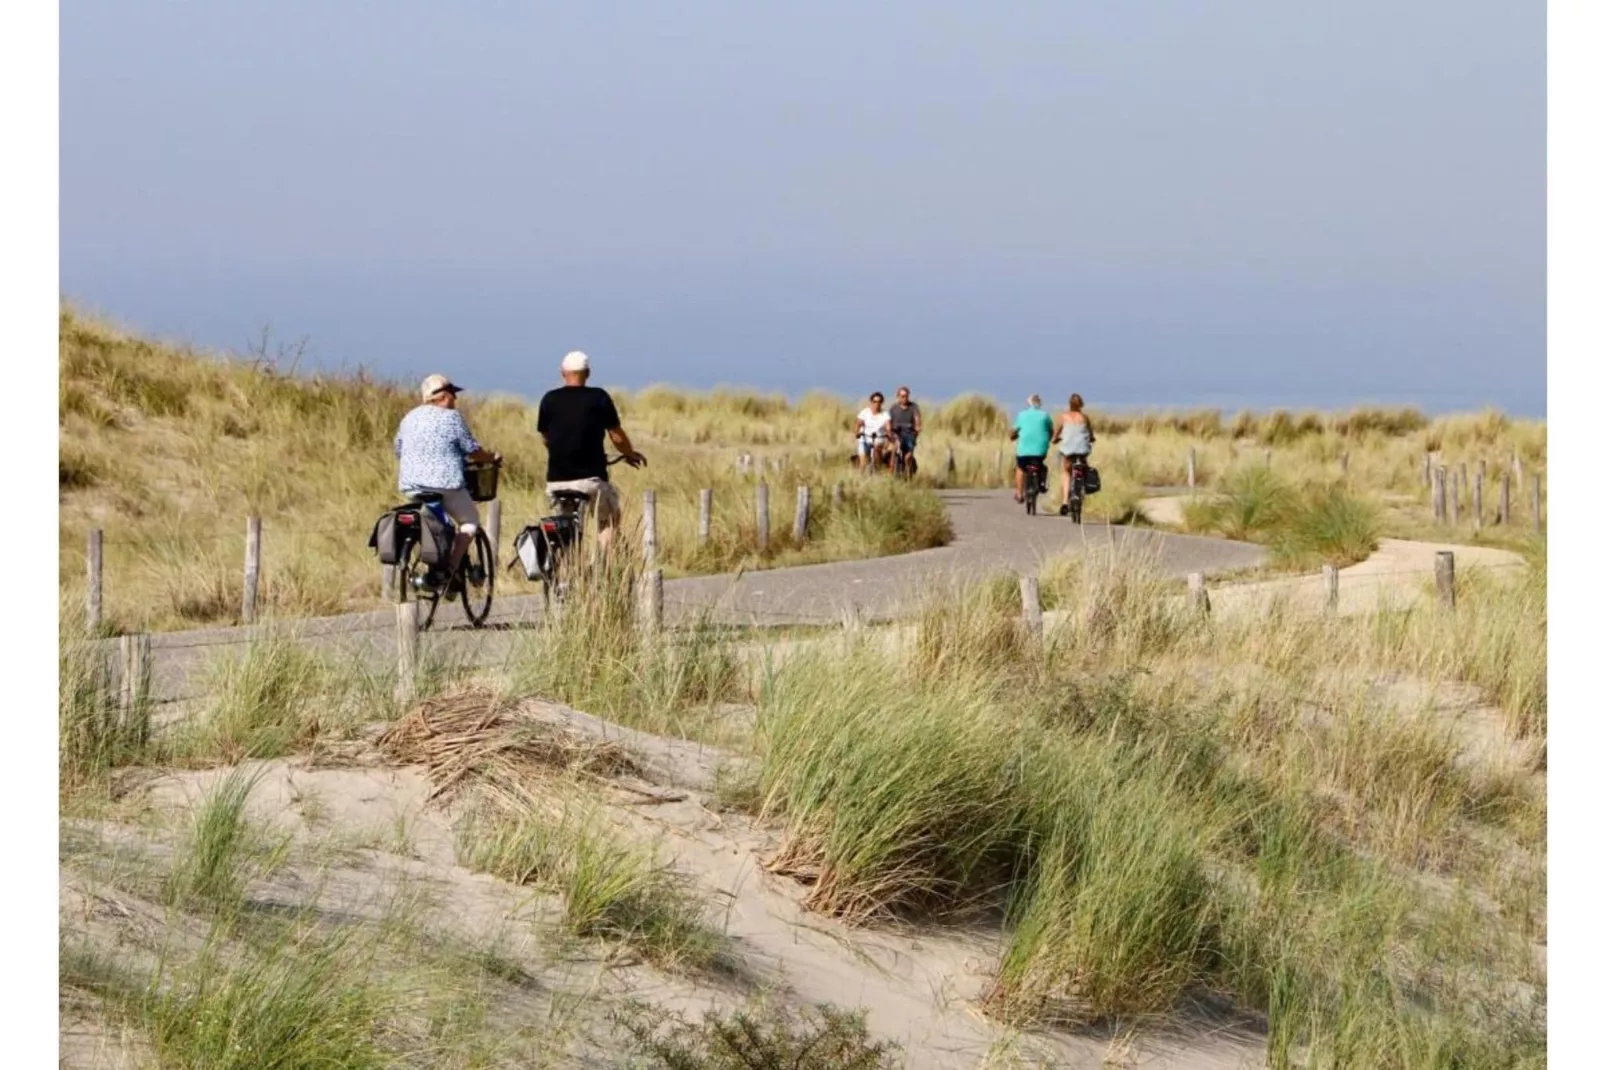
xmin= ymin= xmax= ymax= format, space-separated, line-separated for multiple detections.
xmin=1009 ymin=394 xmax=1053 ymax=504
xmin=1053 ymin=393 xmax=1096 ymax=516
xmin=536 ymin=351 xmax=646 ymax=555
xmin=394 ymin=374 xmax=499 ymax=583
xmin=855 ymin=392 xmax=892 ymax=471
xmin=887 ymin=386 xmax=923 ymax=475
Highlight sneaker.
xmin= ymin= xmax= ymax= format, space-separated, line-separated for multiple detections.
xmin=1059 ymin=503 xmax=1070 ymax=517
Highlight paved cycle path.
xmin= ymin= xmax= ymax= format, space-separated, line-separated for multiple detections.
xmin=135 ymin=490 xmax=1266 ymax=702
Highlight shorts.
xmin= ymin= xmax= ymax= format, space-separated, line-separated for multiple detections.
xmin=858 ymin=437 xmax=886 ymax=458
xmin=546 ymin=477 xmax=622 ymax=527
xmin=1060 ymin=452 xmax=1089 ymax=466
xmin=404 ymin=486 xmax=479 ymax=533
xmin=1016 ymin=454 xmax=1047 ymax=471
xmin=892 ymin=430 xmax=917 ymax=454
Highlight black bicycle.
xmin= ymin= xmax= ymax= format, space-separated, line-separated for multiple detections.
xmin=1022 ymin=459 xmax=1047 ymax=516
xmin=1059 ymin=455 xmax=1089 ymax=524
xmin=890 ymin=434 xmax=918 ymax=480
xmin=513 ymin=455 xmax=637 ymax=609
xmin=393 ymin=496 xmax=495 ymax=630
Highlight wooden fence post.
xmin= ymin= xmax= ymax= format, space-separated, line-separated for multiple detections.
xmin=945 ymin=443 xmax=957 ymax=482
xmin=485 ymin=499 xmax=501 ymax=569
xmin=86 ymin=529 xmax=103 ymax=637
xmin=1019 ymin=576 xmax=1043 ymax=638
xmin=1431 ymin=467 xmax=1446 ymax=524
xmin=1187 ymin=572 xmax=1210 ymax=615
xmin=1458 ymin=463 xmax=1468 ymax=510
xmin=117 ymin=634 xmax=151 ymax=743
xmin=1449 ymin=469 xmax=1460 ymax=526
xmin=642 ymin=489 xmax=658 ymax=567
xmin=794 ymin=485 xmax=811 ymax=542
xmin=1435 ymin=551 xmax=1456 ymax=610
xmin=1532 ymin=477 xmax=1542 ymax=532
xmin=1322 ymin=564 xmax=1339 ymax=613
xmin=832 ymin=482 xmax=845 ymax=509
xmin=1512 ymin=451 xmax=1524 ymax=494
xmin=1423 ymin=453 xmax=1432 ymax=489
xmin=756 ymin=482 xmax=770 ymax=552
xmin=1473 ymin=473 xmax=1484 ymax=532
xmin=1339 ymin=451 xmax=1349 ymax=477
xmin=1186 ymin=447 xmax=1196 ymax=492
xmin=698 ymin=488 xmax=713 ymax=545
xmin=395 ymin=601 xmax=419 ymax=704
xmin=242 ymin=516 xmax=262 ymax=624
xmin=1499 ymin=472 xmax=1512 ymax=526
xmin=638 ymin=568 xmax=664 ymax=635
xmin=995 ymin=450 xmax=1004 ymax=486
xmin=1263 ymin=448 xmax=1272 ymax=469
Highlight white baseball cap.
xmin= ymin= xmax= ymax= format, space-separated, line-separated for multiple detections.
xmin=420 ymin=373 xmax=463 ymax=400
xmin=561 ymin=350 xmax=590 ymax=373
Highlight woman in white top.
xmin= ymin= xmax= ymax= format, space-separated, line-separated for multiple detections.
xmin=855 ymin=392 xmax=893 ymax=471
xmin=1053 ymin=393 xmax=1096 ymax=515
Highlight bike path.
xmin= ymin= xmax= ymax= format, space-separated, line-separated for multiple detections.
xmin=133 ymin=490 xmax=1266 ymax=702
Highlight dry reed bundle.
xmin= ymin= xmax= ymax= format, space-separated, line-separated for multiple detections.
xmin=376 ymin=689 xmax=643 ymax=810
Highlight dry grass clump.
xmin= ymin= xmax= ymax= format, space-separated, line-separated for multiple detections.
xmin=377 ymin=688 xmax=642 ymax=804
xmin=617 ymin=999 xmax=902 ymax=1070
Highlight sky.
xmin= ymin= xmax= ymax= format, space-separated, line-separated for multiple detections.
xmin=60 ymin=1 xmax=1545 ymax=415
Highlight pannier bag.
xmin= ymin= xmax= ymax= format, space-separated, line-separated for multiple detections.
xmin=1083 ymin=466 xmax=1101 ymax=495
xmin=511 ymin=515 xmax=581 ymax=581
xmin=368 ymin=503 xmax=452 ymax=567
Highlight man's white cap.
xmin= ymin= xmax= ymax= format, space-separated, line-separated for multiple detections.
xmin=561 ymin=350 xmax=590 ymax=373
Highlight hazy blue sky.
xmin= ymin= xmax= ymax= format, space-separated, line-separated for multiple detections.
xmin=61 ymin=1 xmax=1544 ymax=414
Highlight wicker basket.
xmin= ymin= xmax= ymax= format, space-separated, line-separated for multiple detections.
xmin=464 ymin=459 xmax=501 ymax=502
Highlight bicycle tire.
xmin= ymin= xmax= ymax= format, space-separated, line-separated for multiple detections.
xmin=460 ymin=528 xmax=495 ymax=627
xmin=398 ymin=538 xmax=440 ymax=631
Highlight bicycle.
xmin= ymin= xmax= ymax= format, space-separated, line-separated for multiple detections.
xmin=1059 ymin=455 xmax=1089 ymax=524
xmin=514 ymin=455 xmax=633 ymax=609
xmin=889 ymin=434 xmax=918 ymax=480
xmin=392 ymin=495 xmax=495 ymax=630
xmin=857 ymin=434 xmax=891 ymax=475
xmin=1022 ymin=459 xmax=1047 ymax=516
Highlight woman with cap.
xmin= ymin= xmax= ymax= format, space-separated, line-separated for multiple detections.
xmin=394 ymin=374 xmax=499 ymax=583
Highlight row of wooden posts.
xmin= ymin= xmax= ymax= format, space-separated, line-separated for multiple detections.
xmin=1427 ymin=460 xmax=1541 ymax=531
xmin=97 ymin=543 xmax=1475 ymax=711
xmin=1013 ymin=549 xmax=1465 ymax=636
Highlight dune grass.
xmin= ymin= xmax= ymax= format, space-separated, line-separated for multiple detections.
xmin=617 ymin=999 xmax=902 ymax=1070
xmin=455 ymin=797 xmax=732 ymax=976
xmin=745 ymin=544 xmax=1544 ymax=1062
xmin=1182 ymin=467 xmax=1380 ymax=568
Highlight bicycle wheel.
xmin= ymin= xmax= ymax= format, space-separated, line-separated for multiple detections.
xmin=1070 ymin=471 xmax=1084 ymax=524
xmin=1025 ymin=469 xmax=1038 ymax=515
xmin=397 ymin=537 xmax=441 ymax=630
xmin=459 ymin=528 xmax=495 ymax=627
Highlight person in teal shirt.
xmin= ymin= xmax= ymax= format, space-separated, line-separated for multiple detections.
xmin=1010 ymin=394 xmax=1055 ymax=503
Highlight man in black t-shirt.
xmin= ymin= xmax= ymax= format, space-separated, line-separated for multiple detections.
xmin=535 ymin=350 xmax=646 ymax=552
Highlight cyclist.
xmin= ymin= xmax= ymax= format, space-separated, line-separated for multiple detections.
xmin=1009 ymin=394 xmax=1053 ymax=504
xmin=536 ymin=350 xmax=646 ymax=555
xmin=855 ymin=392 xmax=893 ymax=471
xmin=886 ymin=385 xmax=922 ymax=475
xmin=394 ymin=374 xmax=499 ymax=586
xmin=1052 ymin=393 xmax=1096 ymax=516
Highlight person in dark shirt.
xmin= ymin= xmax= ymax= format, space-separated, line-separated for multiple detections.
xmin=886 ymin=385 xmax=923 ymax=475
xmin=535 ymin=350 xmax=646 ymax=553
